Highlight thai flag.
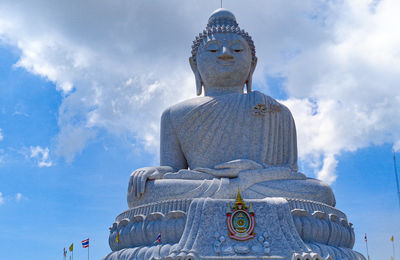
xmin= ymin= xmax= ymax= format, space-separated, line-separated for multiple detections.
xmin=81 ymin=238 xmax=89 ymax=248
xmin=154 ymin=232 xmax=161 ymax=244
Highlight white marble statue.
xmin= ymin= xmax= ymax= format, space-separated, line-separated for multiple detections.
xmin=127 ymin=9 xmax=334 ymax=208
xmin=104 ymin=9 xmax=365 ymax=260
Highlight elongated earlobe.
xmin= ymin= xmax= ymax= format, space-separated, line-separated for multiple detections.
xmin=195 ymin=76 xmax=203 ymax=96
xmin=189 ymin=57 xmax=203 ymax=96
xmin=246 ymin=78 xmax=252 ymax=93
xmin=246 ymin=57 xmax=257 ymax=93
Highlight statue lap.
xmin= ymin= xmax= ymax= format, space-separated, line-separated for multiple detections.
xmin=128 ymin=175 xmax=336 ymax=208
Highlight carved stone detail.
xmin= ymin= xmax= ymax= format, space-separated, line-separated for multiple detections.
xmin=109 ymin=210 xmax=187 ymax=251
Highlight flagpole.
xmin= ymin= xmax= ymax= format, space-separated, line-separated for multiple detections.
xmin=88 ymin=243 xmax=90 ymax=260
xmin=393 ymin=238 xmax=396 ymax=260
xmin=364 ymin=233 xmax=370 ymax=260
xmin=393 ymin=151 xmax=400 ymax=208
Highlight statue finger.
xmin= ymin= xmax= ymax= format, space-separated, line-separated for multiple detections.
xmin=133 ymin=172 xmax=137 ymax=198
xmin=129 ymin=172 xmax=135 ymax=196
xmin=133 ymin=171 xmax=139 ymax=198
xmin=136 ymin=171 xmax=144 ymax=198
xmin=148 ymin=169 xmax=162 ymax=180
xmin=140 ymin=171 xmax=149 ymax=195
xmin=128 ymin=175 xmax=133 ymax=193
xmin=137 ymin=171 xmax=143 ymax=197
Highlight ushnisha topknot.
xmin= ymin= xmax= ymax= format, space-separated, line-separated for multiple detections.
xmin=191 ymin=8 xmax=256 ymax=65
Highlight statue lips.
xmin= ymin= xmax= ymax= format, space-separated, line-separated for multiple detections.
xmin=217 ymin=56 xmax=235 ymax=67
xmin=216 ymin=59 xmax=235 ymax=66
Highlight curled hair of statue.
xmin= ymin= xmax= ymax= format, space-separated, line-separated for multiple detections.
xmin=191 ymin=12 xmax=257 ymax=65
xmin=191 ymin=27 xmax=256 ymax=66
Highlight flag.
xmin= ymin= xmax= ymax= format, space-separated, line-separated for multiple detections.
xmin=63 ymin=248 xmax=67 ymax=257
xmin=69 ymin=243 xmax=73 ymax=252
xmin=391 ymin=235 xmax=394 ymax=242
xmin=154 ymin=232 xmax=161 ymax=244
xmin=81 ymin=238 xmax=89 ymax=248
xmin=364 ymin=233 xmax=367 ymax=242
xmin=115 ymin=233 xmax=120 ymax=243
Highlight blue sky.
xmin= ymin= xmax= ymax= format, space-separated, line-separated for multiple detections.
xmin=0 ymin=1 xmax=399 ymax=259
xmin=0 ymin=46 xmax=155 ymax=259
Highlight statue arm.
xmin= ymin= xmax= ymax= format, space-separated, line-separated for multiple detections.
xmin=160 ymin=108 xmax=188 ymax=170
xmin=287 ymin=109 xmax=298 ymax=172
xmin=127 ymin=109 xmax=188 ymax=205
xmin=127 ymin=108 xmax=188 ymax=204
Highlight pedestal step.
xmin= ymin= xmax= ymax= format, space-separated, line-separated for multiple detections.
xmin=104 ymin=198 xmax=365 ymax=260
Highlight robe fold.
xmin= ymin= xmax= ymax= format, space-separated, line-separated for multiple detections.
xmin=161 ymin=91 xmax=298 ymax=171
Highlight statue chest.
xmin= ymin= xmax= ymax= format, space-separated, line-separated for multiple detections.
xmin=171 ymin=93 xmax=291 ymax=169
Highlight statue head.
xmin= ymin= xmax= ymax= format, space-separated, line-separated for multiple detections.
xmin=190 ymin=9 xmax=257 ymax=96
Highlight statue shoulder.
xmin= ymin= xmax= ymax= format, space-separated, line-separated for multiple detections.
xmin=252 ymin=91 xmax=292 ymax=115
xmin=163 ymin=97 xmax=212 ymax=117
xmin=162 ymin=96 xmax=212 ymax=120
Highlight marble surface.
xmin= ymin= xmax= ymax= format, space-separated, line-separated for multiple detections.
xmin=104 ymin=198 xmax=365 ymax=260
xmin=104 ymin=8 xmax=365 ymax=260
xmin=127 ymin=8 xmax=302 ymax=200
xmin=127 ymin=170 xmax=336 ymax=208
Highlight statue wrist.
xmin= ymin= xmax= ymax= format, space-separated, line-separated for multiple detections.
xmin=156 ymin=166 xmax=176 ymax=174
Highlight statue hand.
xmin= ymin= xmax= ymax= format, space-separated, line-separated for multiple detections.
xmin=164 ymin=169 xmax=214 ymax=180
xmin=128 ymin=166 xmax=174 ymax=199
xmin=195 ymin=159 xmax=263 ymax=178
xmin=215 ymin=159 xmax=263 ymax=171
xmin=234 ymin=166 xmax=306 ymax=191
xmin=195 ymin=167 xmax=240 ymax=178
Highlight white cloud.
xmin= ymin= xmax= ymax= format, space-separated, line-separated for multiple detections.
xmin=0 ymin=192 xmax=4 ymax=205
xmin=281 ymin=0 xmax=400 ymax=182
xmin=394 ymin=141 xmax=400 ymax=153
xmin=0 ymin=128 xmax=3 ymax=141
xmin=15 ymin=192 xmax=27 ymax=202
xmin=0 ymin=192 xmax=25 ymax=204
xmin=30 ymin=146 xmax=52 ymax=167
xmin=0 ymin=0 xmax=399 ymax=182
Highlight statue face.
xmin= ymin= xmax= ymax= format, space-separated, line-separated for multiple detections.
xmin=196 ymin=33 xmax=252 ymax=88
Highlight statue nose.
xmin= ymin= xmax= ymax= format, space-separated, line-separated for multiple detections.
xmin=218 ymin=47 xmax=234 ymax=60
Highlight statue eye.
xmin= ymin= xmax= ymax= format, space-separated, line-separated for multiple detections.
xmin=205 ymin=43 xmax=220 ymax=53
xmin=231 ymin=43 xmax=244 ymax=53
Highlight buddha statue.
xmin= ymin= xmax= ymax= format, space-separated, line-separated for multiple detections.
xmin=105 ymin=9 xmax=365 ymax=260
xmin=126 ymin=9 xmax=335 ymax=208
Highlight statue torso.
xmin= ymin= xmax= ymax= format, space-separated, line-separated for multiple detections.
xmin=164 ymin=91 xmax=298 ymax=170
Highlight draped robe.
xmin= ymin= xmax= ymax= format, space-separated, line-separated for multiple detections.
xmin=128 ymin=91 xmax=335 ymax=208
xmin=160 ymin=91 xmax=298 ymax=171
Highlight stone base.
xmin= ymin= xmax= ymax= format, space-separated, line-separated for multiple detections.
xmin=103 ymin=198 xmax=365 ymax=260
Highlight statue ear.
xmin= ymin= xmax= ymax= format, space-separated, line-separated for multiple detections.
xmin=189 ymin=57 xmax=203 ymax=96
xmin=245 ymin=57 xmax=257 ymax=93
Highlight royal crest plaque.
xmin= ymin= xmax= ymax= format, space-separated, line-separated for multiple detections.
xmin=226 ymin=190 xmax=255 ymax=241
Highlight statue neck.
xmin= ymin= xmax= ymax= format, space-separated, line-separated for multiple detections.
xmin=203 ymin=85 xmax=244 ymax=96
